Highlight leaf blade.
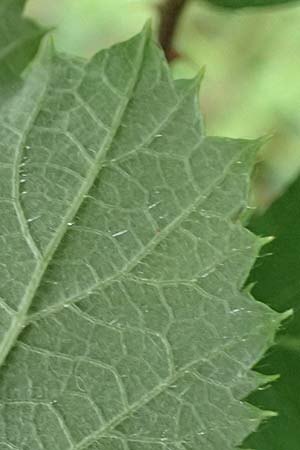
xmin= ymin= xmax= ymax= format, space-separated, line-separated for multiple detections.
xmin=0 ymin=29 xmax=284 ymax=450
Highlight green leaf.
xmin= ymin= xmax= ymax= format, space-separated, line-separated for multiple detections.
xmin=246 ymin=176 xmax=300 ymax=450
xmin=0 ymin=28 xmax=286 ymax=449
xmin=0 ymin=0 xmax=45 ymax=89
xmin=204 ymin=0 xmax=299 ymax=9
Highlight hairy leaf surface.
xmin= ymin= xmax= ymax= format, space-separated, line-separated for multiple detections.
xmin=245 ymin=176 xmax=300 ymax=450
xmin=0 ymin=29 xmax=285 ymax=450
xmin=0 ymin=0 xmax=45 ymax=90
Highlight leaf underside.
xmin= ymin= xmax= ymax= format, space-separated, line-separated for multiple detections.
xmin=0 ymin=27 xmax=285 ymax=450
xmin=245 ymin=176 xmax=300 ymax=450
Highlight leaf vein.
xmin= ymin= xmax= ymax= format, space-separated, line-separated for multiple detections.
xmin=0 ymin=31 xmax=149 ymax=369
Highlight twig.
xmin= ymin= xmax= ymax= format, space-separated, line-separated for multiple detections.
xmin=158 ymin=0 xmax=188 ymax=62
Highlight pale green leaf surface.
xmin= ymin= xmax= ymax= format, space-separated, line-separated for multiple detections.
xmin=0 ymin=30 xmax=285 ymax=450
xmin=0 ymin=0 xmax=45 ymax=89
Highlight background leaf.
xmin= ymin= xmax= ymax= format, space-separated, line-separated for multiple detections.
xmin=0 ymin=28 xmax=286 ymax=449
xmin=245 ymin=176 xmax=300 ymax=450
xmin=203 ymin=0 xmax=299 ymax=9
xmin=0 ymin=0 xmax=45 ymax=91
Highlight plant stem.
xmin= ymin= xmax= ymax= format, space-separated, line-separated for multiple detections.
xmin=158 ymin=0 xmax=188 ymax=62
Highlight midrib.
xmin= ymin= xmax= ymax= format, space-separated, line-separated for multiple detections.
xmin=0 ymin=31 xmax=148 ymax=368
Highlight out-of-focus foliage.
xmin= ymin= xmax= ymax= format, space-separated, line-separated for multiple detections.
xmin=26 ymin=0 xmax=152 ymax=56
xmin=246 ymin=174 xmax=300 ymax=450
xmin=173 ymin=1 xmax=300 ymax=205
xmin=26 ymin=0 xmax=300 ymax=206
xmin=0 ymin=0 xmax=45 ymax=93
xmin=204 ymin=0 xmax=299 ymax=10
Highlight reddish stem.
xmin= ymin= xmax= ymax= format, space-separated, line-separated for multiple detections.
xmin=158 ymin=0 xmax=188 ymax=62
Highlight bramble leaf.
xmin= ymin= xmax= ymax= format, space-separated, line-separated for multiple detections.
xmin=246 ymin=176 xmax=300 ymax=450
xmin=0 ymin=28 xmax=286 ymax=450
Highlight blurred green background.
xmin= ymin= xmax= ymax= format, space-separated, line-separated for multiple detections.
xmin=25 ymin=0 xmax=300 ymax=206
